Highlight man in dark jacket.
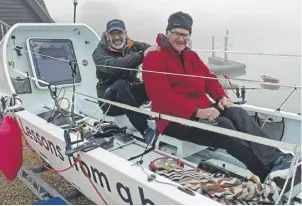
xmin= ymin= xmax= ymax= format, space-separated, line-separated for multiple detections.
xmin=142 ymin=11 xmax=300 ymax=183
xmin=92 ymin=19 xmax=158 ymax=143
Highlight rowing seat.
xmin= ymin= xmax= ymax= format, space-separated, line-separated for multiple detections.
xmin=156 ymin=134 xmax=208 ymax=158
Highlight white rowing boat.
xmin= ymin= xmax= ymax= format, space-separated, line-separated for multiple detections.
xmin=0 ymin=23 xmax=301 ymax=205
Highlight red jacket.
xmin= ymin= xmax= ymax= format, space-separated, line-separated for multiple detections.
xmin=142 ymin=34 xmax=226 ymax=133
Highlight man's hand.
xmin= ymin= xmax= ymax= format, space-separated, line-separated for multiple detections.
xmin=196 ymin=108 xmax=220 ymax=120
xmin=217 ymin=96 xmax=233 ymax=110
xmin=144 ymin=45 xmax=160 ymax=57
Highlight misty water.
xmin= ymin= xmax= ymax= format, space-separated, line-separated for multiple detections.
xmin=46 ymin=0 xmax=301 ymax=114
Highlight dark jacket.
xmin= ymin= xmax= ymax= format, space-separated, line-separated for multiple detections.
xmin=142 ymin=34 xmax=226 ymax=133
xmin=93 ymin=32 xmax=150 ymax=97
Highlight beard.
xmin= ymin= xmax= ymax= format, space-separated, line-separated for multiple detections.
xmin=109 ymin=36 xmax=126 ymax=50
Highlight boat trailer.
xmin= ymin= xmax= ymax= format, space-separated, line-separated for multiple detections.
xmin=17 ymin=165 xmax=85 ymax=205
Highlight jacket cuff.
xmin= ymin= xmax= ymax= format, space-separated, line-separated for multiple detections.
xmin=138 ymin=51 xmax=144 ymax=59
xmin=216 ymin=96 xmax=226 ymax=103
xmin=190 ymin=107 xmax=199 ymax=120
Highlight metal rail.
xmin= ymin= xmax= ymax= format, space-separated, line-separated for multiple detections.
xmin=195 ymin=48 xmax=301 ymax=58
xmin=17 ymin=166 xmax=84 ymax=204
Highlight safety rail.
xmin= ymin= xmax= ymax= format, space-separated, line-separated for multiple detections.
xmin=0 ymin=20 xmax=10 ymax=41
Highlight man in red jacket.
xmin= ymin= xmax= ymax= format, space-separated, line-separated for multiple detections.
xmin=142 ymin=11 xmax=300 ymax=183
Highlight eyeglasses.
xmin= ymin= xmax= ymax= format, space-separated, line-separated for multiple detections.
xmin=169 ymin=31 xmax=191 ymax=40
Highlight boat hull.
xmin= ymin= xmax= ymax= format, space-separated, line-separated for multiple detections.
xmin=15 ymin=110 xmax=220 ymax=205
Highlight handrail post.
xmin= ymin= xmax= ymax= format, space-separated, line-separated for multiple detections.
xmin=212 ymin=36 xmax=215 ymax=57
xmin=224 ymin=30 xmax=229 ymax=62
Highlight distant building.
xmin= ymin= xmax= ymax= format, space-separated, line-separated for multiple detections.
xmin=0 ymin=0 xmax=54 ymax=40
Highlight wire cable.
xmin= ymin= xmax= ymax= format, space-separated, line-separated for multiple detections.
xmin=1 ymin=40 xmax=301 ymax=204
xmin=5 ymin=64 xmax=301 ymax=153
xmin=8 ymin=45 xmax=302 ymax=89
xmin=261 ymin=87 xmax=297 ymax=129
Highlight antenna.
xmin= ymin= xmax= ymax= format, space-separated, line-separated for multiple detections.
xmin=73 ymin=0 xmax=78 ymax=23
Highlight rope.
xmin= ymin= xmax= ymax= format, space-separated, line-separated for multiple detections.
xmin=22 ymin=132 xmax=109 ymax=205
xmin=86 ymin=40 xmax=302 ymax=58
xmin=8 ymin=45 xmax=302 ymax=89
xmin=261 ymin=87 xmax=297 ymax=128
xmin=6 ymin=65 xmax=302 ymax=154
xmin=1 ymin=69 xmax=111 ymax=205
xmin=23 ymin=134 xmax=78 ymax=172
xmin=19 ymin=90 xmax=111 ymax=204
xmin=2 ymin=42 xmax=301 ymax=204
xmin=194 ymin=49 xmax=302 ymax=58
xmin=68 ymin=89 xmax=302 ymax=152
xmin=78 ymin=154 xmax=108 ymax=205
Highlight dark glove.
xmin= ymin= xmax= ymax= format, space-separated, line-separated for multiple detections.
xmin=211 ymin=103 xmax=223 ymax=114
xmin=121 ymin=70 xmax=133 ymax=80
xmin=122 ymin=70 xmax=140 ymax=83
xmin=128 ymin=71 xmax=139 ymax=82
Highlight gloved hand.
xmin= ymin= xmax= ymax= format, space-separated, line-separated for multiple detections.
xmin=128 ymin=70 xmax=139 ymax=82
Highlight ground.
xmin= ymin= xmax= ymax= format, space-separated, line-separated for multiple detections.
xmin=0 ymin=140 xmax=94 ymax=205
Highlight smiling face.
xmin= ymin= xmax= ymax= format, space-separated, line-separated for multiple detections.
xmin=166 ymin=28 xmax=191 ymax=54
xmin=106 ymin=30 xmax=127 ymax=50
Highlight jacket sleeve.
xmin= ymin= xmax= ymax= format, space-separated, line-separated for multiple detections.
xmin=134 ymin=41 xmax=151 ymax=52
xmin=92 ymin=42 xmax=144 ymax=77
xmin=142 ymin=52 xmax=198 ymax=119
xmin=198 ymin=57 xmax=227 ymax=101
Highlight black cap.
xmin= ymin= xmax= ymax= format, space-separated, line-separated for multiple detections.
xmin=166 ymin=11 xmax=193 ymax=34
xmin=106 ymin=19 xmax=126 ymax=33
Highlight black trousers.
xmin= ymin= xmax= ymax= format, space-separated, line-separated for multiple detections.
xmin=163 ymin=107 xmax=284 ymax=181
xmin=99 ymin=80 xmax=149 ymax=134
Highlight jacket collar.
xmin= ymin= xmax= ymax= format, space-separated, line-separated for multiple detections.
xmin=156 ymin=33 xmax=192 ymax=68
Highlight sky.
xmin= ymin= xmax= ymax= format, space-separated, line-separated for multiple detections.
xmin=43 ymin=0 xmax=301 ymax=112
xmin=43 ymin=0 xmax=301 ymax=54
xmin=44 ymin=1 xmax=299 ymax=27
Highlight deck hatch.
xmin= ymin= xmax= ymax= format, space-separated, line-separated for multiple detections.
xmin=26 ymin=38 xmax=82 ymax=89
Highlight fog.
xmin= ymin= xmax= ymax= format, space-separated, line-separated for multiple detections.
xmin=44 ymin=0 xmax=301 ymax=112
xmin=45 ymin=0 xmax=300 ymax=49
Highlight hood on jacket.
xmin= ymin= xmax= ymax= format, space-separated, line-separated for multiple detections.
xmin=156 ymin=33 xmax=191 ymax=52
xmin=100 ymin=31 xmax=110 ymax=48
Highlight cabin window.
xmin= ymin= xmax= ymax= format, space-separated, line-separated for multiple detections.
xmin=27 ymin=38 xmax=82 ymax=89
